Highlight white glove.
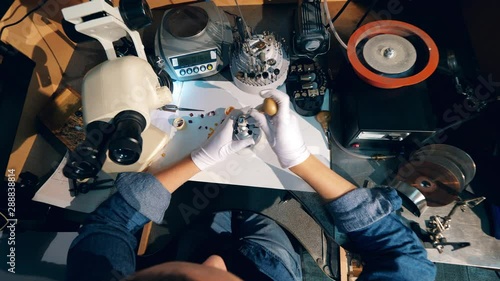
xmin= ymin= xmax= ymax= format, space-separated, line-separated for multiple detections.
xmin=191 ymin=110 xmax=255 ymax=170
xmin=250 ymin=90 xmax=310 ymax=168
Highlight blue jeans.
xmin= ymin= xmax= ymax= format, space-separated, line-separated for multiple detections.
xmin=66 ymin=172 xmax=436 ymax=281
xmin=175 ymin=211 xmax=302 ymax=280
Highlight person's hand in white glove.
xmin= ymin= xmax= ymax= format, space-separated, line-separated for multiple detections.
xmin=191 ymin=109 xmax=255 ymax=171
xmin=249 ymin=90 xmax=310 ymax=168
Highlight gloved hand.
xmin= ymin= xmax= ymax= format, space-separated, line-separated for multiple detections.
xmin=191 ymin=110 xmax=255 ymax=170
xmin=250 ymin=90 xmax=310 ymax=168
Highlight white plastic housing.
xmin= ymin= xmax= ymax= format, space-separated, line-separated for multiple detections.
xmin=82 ymin=56 xmax=172 ymax=129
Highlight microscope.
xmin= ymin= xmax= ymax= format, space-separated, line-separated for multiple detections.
xmin=62 ymin=0 xmax=172 ymax=180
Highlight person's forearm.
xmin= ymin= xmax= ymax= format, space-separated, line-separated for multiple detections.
xmin=154 ymin=155 xmax=201 ymax=193
xmin=289 ymin=155 xmax=356 ymax=201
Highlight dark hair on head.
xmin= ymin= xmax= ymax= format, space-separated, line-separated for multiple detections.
xmin=123 ymin=272 xmax=196 ymax=281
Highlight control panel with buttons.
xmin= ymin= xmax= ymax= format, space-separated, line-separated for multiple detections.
xmin=168 ymin=49 xmax=219 ymax=80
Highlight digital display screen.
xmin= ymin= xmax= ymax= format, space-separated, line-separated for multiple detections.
xmin=177 ymin=52 xmax=212 ymax=67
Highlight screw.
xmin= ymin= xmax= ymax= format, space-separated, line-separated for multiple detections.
xmin=383 ymin=47 xmax=395 ymax=58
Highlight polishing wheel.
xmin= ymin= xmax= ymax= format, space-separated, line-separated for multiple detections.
xmin=410 ymin=144 xmax=476 ymax=186
xmin=347 ymin=20 xmax=439 ymax=89
xmin=396 ymin=144 xmax=477 ymax=207
xmin=362 ymin=34 xmax=417 ymax=76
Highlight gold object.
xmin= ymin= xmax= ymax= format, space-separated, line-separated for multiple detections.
xmin=315 ymin=111 xmax=330 ymax=132
xmin=262 ymin=98 xmax=278 ymax=116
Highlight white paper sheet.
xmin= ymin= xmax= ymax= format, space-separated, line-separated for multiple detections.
xmin=32 ymin=152 xmax=116 ymax=213
xmin=148 ymin=80 xmax=330 ymax=192
xmin=32 ymin=80 xmax=330 ymax=211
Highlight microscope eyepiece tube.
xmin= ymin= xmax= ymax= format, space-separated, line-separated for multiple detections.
xmin=108 ymin=110 xmax=147 ymax=165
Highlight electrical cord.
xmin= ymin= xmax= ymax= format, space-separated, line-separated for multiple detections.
xmin=233 ymin=0 xmax=251 ymax=39
xmin=421 ymin=114 xmax=478 ymax=145
xmin=323 ymin=0 xmax=347 ymax=49
xmin=324 ymin=0 xmax=352 ymax=27
xmin=223 ymin=10 xmax=239 ymax=19
xmin=0 ymin=0 xmax=48 ymax=40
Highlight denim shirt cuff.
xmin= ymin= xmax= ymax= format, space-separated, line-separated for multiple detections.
xmin=326 ymin=187 xmax=402 ymax=233
xmin=116 ymin=172 xmax=171 ymax=224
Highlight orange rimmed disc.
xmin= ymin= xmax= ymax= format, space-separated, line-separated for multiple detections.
xmin=347 ymin=20 xmax=439 ymax=89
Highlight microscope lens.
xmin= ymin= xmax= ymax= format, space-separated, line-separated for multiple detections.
xmin=108 ymin=110 xmax=146 ymax=165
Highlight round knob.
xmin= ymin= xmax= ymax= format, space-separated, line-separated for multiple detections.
xmin=263 ymin=98 xmax=278 ymax=116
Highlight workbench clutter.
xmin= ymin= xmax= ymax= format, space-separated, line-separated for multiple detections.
xmin=3 ymin=0 xmax=499 ymax=279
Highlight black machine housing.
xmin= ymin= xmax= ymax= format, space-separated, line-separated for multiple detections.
xmin=293 ymin=0 xmax=329 ymax=57
xmin=330 ymin=66 xmax=437 ymax=156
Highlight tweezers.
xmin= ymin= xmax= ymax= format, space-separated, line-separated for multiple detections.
xmin=160 ymin=104 xmax=204 ymax=112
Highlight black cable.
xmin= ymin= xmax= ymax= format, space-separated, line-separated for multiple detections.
xmin=324 ymin=0 xmax=352 ymax=28
xmin=223 ymin=9 xmax=239 ymax=19
xmin=0 ymin=0 xmax=48 ymax=41
xmin=355 ymin=0 xmax=379 ymax=29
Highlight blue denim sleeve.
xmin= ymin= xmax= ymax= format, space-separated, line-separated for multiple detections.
xmin=326 ymin=187 xmax=436 ymax=281
xmin=66 ymin=173 xmax=171 ymax=281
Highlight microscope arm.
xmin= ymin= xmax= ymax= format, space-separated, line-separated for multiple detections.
xmin=62 ymin=0 xmax=149 ymax=60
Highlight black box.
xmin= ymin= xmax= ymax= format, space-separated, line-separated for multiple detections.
xmin=330 ymin=66 xmax=436 ymax=155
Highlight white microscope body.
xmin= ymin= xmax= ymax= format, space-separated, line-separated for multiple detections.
xmin=62 ymin=0 xmax=172 ymax=177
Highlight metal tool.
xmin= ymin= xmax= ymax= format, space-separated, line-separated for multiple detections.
xmin=70 ymin=178 xmax=115 ymax=197
xmin=233 ymin=114 xmax=261 ymax=145
xmin=160 ymin=104 xmax=204 ymax=112
xmin=426 ymin=196 xmax=486 ymax=253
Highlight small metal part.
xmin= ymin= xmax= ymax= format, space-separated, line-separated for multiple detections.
xmin=426 ymin=196 xmax=485 ymax=253
xmin=252 ymin=40 xmax=267 ymax=50
xmin=70 ymin=178 xmax=114 ymax=197
xmin=224 ymin=106 xmax=235 ymax=115
xmin=383 ymin=47 xmax=395 ymax=58
xmin=161 ymin=104 xmax=204 ymax=112
xmin=173 ymin=117 xmax=186 ymax=130
xmin=233 ymin=114 xmax=261 ymax=145
xmin=231 ymin=31 xmax=289 ymax=94
xmin=302 ymin=82 xmax=318 ymax=90
xmin=300 ymin=73 xmax=316 ymax=82
xmin=304 ymin=63 xmax=314 ymax=72
xmin=155 ymin=56 xmax=166 ymax=70
xmin=392 ymin=181 xmax=428 ymax=217
xmin=267 ymin=58 xmax=277 ymax=65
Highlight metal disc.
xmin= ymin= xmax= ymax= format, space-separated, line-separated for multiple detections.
xmin=362 ymin=34 xmax=417 ymax=75
xmin=410 ymin=144 xmax=476 ymax=185
xmin=166 ymin=6 xmax=208 ymax=38
xmin=396 ymin=157 xmax=464 ymax=207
